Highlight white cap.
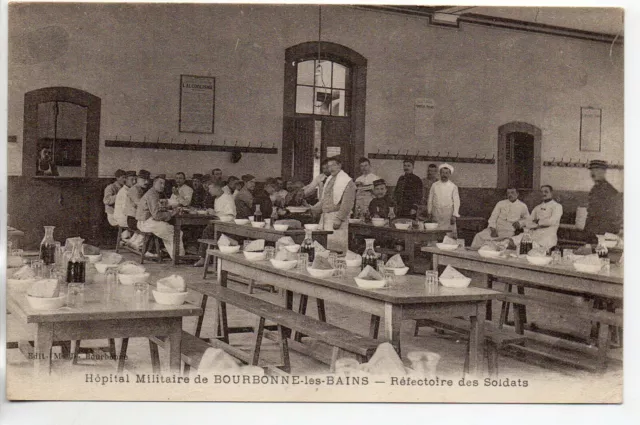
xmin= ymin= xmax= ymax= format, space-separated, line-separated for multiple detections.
xmin=439 ymin=163 xmax=454 ymax=174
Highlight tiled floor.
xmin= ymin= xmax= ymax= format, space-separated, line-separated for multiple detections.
xmin=6 ymin=251 xmax=622 ymax=397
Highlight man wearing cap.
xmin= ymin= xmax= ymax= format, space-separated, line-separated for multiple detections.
xmin=393 ymin=159 xmax=423 ymax=218
xmin=136 ymin=176 xmax=184 ymax=260
xmin=427 ymin=163 xmax=460 ymax=235
xmin=471 ymin=187 xmax=530 ymax=249
xmin=304 ymin=158 xmax=331 ymax=200
xmin=314 ymin=156 xmax=356 ymax=252
xmin=126 ymin=170 xmax=151 ymax=249
xmin=223 ymin=176 xmax=239 ymax=197
xmin=368 ymin=179 xmax=396 ymax=219
xmin=114 ymin=171 xmax=137 ymax=236
xmin=190 ymin=174 xmax=207 ymax=208
xmin=235 ymin=174 xmax=256 ymax=219
xmin=355 ymin=157 xmax=380 ymax=214
xmin=584 ymin=160 xmax=623 ymax=241
xmin=168 ymin=172 xmax=193 ymax=207
xmin=103 ymin=169 xmax=127 ymax=227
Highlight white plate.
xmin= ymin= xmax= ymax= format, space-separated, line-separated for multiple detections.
xmin=394 ymin=223 xmax=412 ymax=230
xmin=478 ymin=249 xmax=501 ymax=258
xmin=307 ymin=267 xmax=335 ymax=278
xmin=234 ymin=219 xmax=250 ymax=225
xmin=26 ymin=295 xmax=66 ymax=310
xmin=439 ymin=277 xmax=472 ymax=288
xmin=385 ymin=266 xmax=409 ymax=276
xmin=354 ymin=277 xmax=387 ymax=289
xmin=243 ymin=251 xmax=266 ymax=262
xmin=219 ymin=245 xmax=240 ymax=254
xmin=270 ymin=259 xmax=298 ymax=270
xmin=251 ymin=221 xmax=266 ymax=228
xmin=152 ymin=290 xmax=188 ymax=305
xmin=573 ymin=262 xmax=602 ymax=273
xmin=424 ymin=223 xmax=439 ymax=230
xmin=287 ymin=206 xmax=309 ymax=213
xmin=436 ymin=243 xmax=458 ymax=251
xmin=304 ymin=224 xmax=320 ymax=231
xmin=526 ymin=255 xmax=552 ymax=266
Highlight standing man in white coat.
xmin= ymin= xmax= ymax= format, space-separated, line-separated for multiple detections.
xmin=511 ymin=185 xmax=563 ymax=250
xmin=314 ymin=157 xmax=356 ymax=252
xmin=427 ymin=163 xmax=461 ymax=236
xmin=471 ymin=187 xmax=530 ymax=248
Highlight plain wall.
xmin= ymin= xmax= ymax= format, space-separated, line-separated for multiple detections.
xmin=7 ymin=4 xmax=624 ymax=191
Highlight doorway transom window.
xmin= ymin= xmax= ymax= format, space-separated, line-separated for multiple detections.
xmin=295 ymin=60 xmax=350 ymax=116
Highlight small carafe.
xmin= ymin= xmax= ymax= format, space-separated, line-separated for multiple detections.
xmin=300 ymin=229 xmax=315 ymax=263
xmin=253 ymin=204 xmax=263 ymax=222
xmin=361 ymin=238 xmax=378 ymax=270
xmin=388 ymin=206 xmax=396 ymax=221
xmin=66 ymin=237 xmax=87 ymax=284
xmin=39 ymin=226 xmax=57 ymax=265
xmin=519 ymin=231 xmax=533 ymax=256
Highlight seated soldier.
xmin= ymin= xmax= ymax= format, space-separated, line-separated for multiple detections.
xmin=471 ymin=187 xmax=530 ymax=249
xmin=368 ymin=179 xmax=396 ymax=219
xmin=510 ymin=185 xmax=563 ymax=251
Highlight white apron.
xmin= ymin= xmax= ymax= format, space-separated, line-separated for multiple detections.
xmin=320 ymin=212 xmax=348 ymax=253
xmin=432 ymin=204 xmax=457 ymax=238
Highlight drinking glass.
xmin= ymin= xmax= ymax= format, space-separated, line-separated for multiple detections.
xmin=551 ymin=250 xmax=562 ymax=265
xmin=104 ymin=267 xmax=119 ymax=304
xmin=328 ymin=252 xmax=338 ymax=268
xmin=563 ymin=249 xmax=574 ymax=264
xmin=296 ymin=253 xmax=309 ymax=271
xmin=265 ymin=218 xmax=271 ymax=228
xmin=425 ymin=271 xmax=439 ymax=295
xmin=67 ymin=282 xmax=85 ymax=308
xmin=31 ymin=259 xmax=44 ymax=278
xmin=383 ymin=269 xmax=395 ymax=286
xmin=334 ymin=259 xmax=347 ymax=278
xmin=264 ymin=246 xmax=275 ymax=261
xmin=457 ymin=239 xmax=466 ymax=248
xmin=602 ymin=258 xmax=611 ymax=274
xmin=376 ymin=259 xmax=386 ymax=273
xmin=243 ymin=240 xmax=252 ymax=251
xmin=134 ymin=282 xmax=150 ymax=309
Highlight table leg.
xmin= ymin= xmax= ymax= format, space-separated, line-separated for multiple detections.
xmin=172 ymin=219 xmax=181 ymax=266
xmin=282 ymin=290 xmax=294 ymax=339
xmin=432 ymin=253 xmax=439 ymax=271
xmin=383 ymin=303 xmax=402 ymax=356
xmin=467 ymin=303 xmax=485 ymax=377
xmin=369 ymin=315 xmax=380 ymax=339
xmin=485 ymin=275 xmax=493 ymax=322
xmin=34 ymin=323 xmax=54 ymax=376
xmin=406 ymin=236 xmax=416 ymax=269
xmin=195 ymin=294 xmax=209 ymax=338
xmin=166 ymin=318 xmax=183 ymax=373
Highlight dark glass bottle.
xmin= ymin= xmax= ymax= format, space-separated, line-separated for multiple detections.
xmin=361 ymin=238 xmax=378 ymax=270
xmin=66 ymin=237 xmax=86 ymax=284
xmin=254 ymin=204 xmax=263 ymax=222
xmin=519 ymin=231 xmax=533 ymax=256
xmin=300 ymin=229 xmax=315 ymax=263
xmin=39 ymin=226 xmax=57 ymax=265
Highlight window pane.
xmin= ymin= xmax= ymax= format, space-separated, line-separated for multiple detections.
xmin=332 ymin=63 xmax=348 ymax=89
xmin=297 ymin=60 xmax=315 ymax=86
xmin=330 ymin=90 xmax=347 ymax=117
xmin=313 ymin=87 xmax=332 ymax=115
xmin=315 ymin=60 xmax=332 ymax=89
xmin=295 ymin=86 xmax=314 ymax=114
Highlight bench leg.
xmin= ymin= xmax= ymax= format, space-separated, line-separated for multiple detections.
xmin=513 ymin=303 xmax=524 ymax=335
xmin=247 ymin=280 xmax=255 ymax=294
xmin=117 ymin=338 xmax=129 ymax=373
xmin=597 ymin=323 xmax=610 ymax=373
xmin=219 ymin=301 xmax=230 ymax=344
xmin=293 ymin=295 xmax=309 ymax=342
xmin=149 ymin=339 xmax=161 ymax=374
xmin=277 ymin=325 xmax=291 ymax=373
xmin=317 ymin=299 xmax=326 ymax=322
xmin=499 ymin=283 xmax=513 ymax=329
xmin=282 ymin=290 xmax=294 ymax=339
xmin=108 ymin=338 xmax=117 ymax=359
xmin=516 ymin=285 xmax=527 ymax=325
xmin=251 ymin=317 xmax=266 ymax=366
xmin=72 ymin=340 xmax=81 ymax=365
xmin=485 ymin=275 xmax=493 ymax=321
xmin=115 ymin=227 xmax=122 ymax=253
xmin=202 ymin=253 xmax=211 ymax=279
xmin=369 ymin=315 xmax=380 ymax=339
xmin=60 ymin=341 xmax=71 ymax=359
xmin=183 ymin=363 xmax=191 ymax=378
xmin=486 ymin=343 xmax=498 ymax=377
xmin=330 ymin=347 xmax=341 ymax=373
xmin=194 ymin=294 xmax=208 ymax=338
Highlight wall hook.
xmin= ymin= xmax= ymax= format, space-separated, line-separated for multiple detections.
xmin=170 ymin=138 xmax=174 ymax=143
xmin=129 ymin=136 xmax=132 ymax=142
xmin=235 ymin=140 xmax=238 ymax=146
xmin=115 ymin=135 xmax=118 ymax=141
xmin=197 ymin=139 xmax=200 ymax=145
xmin=456 ymin=152 xmax=459 ymax=158
xmin=437 ymin=152 xmax=440 ymax=156
xmin=143 ymin=136 xmax=147 ymax=143
xmin=491 ymin=154 xmax=495 ymax=161
xmin=223 ymin=140 xmax=226 ymax=145
xmin=272 ymin=143 xmax=276 ymax=149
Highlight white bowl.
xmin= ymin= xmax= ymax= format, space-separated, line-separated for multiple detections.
xmin=197 ymin=210 xmax=208 ymax=215
xmin=95 ymin=262 xmax=120 ymax=274
xmin=424 ymin=223 xmax=439 ymax=230
xmin=84 ymin=254 xmax=102 ymax=264
xmin=394 ymin=223 xmax=412 ymax=230
xmin=273 ymin=224 xmax=289 ymax=231
xmin=243 ymin=251 xmax=266 ymax=262
xmin=371 ymin=218 xmax=386 ymax=227
xmin=26 ymin=295 xmax=66 ymax=310
xmin=439 ymin=277 xmax=472 ymax=288
xmin=354 ymin=277 xmax=387 ymax=289
xmin=152 ymin=290 xmax=189 ymax=306
xmin=287 ymin=206 xmax=308 ymax=213
xmin=386 ymin=266 xmax=410 ymax=276
xmin=284 ymin=244 xmax=301 ymax=253
xmin=478 ymin=249 xmax=501 ymax=258
xmin=436 ymin=243 xmax=459 ymax=251
xmin=219 ymin=245 xmax=241 ymax=254
xmin=307 ymin=267 xmax=335 ymax=278
xmin=270 ymin=259 xmax=298 ymax=270
xmin=118 ymin=272 xmax=151 ymax=285
xmin=304 ymin=224 xmax=320 ymax=231
xmin=8 ymin=278 xmax=37 ymax=286
xmin=234 ymin=219 xmax=250 ymax=225
xmin=251 ymin=221 xmax=266 ymax=228
xmin=348 ymin=218 xmax=361 ymax=224
xmin=101 ymin=252 xmax=123 ymax=265
xmin=573 ymin=262 xmax=602 ymax=274
xmin=345 ymin=258 xmax=362 ymax=268
xmin=526 ymin=255 xmax=552 ymax=266
xmin=219 ymin=215 xmax=234 ymax=222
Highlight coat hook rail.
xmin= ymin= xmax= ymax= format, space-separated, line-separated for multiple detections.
xmin=366 ymin=151 xmax=496 ymax=164
xmin=105 ymin=137 xmax=278 ymax=154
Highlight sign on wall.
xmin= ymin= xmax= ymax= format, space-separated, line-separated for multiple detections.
xmin=579 ymin=106 xmax=602 ymax=152
xmin=179 ymin=75 xmax=215 ymax=133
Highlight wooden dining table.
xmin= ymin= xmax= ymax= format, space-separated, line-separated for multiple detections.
xmin=422 ymin=246 xmax=623 ymax=371
xmin=211 ymin=220 xmax=332 ymax=247
xmin=7 ymin=282 xmax=202 ymax=375
xmin=349 ymin=222 xmax=451 ymax=269
xmin=193 ymin=250 xmax=501 ymax=376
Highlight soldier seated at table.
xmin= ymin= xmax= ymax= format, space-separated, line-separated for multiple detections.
xmin=275 ymin=181 xmax=312 ymax=222
xmin=368 ymin=179 xmax=396 ymax=219
xmin=193 ymin=180 xmax=237 ymax=267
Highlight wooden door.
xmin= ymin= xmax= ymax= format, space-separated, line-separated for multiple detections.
xmin=321 ymin=118 xmax=353 ymax=176
xmin=283 ymin=117 xmax=315 ymax=182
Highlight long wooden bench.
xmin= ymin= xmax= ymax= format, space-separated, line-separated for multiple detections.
xmin=414 ymin=317 xmax=526 ymax=376
xmin=184 ymin=284 xmax=381 ymax=373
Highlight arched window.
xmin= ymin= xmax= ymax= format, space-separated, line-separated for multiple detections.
xmin=295 ymin=60 xmax=350 ymax=117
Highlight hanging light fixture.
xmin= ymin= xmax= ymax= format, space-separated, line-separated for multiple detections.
xmin=314 ymin=5 xmax=327 ymax=108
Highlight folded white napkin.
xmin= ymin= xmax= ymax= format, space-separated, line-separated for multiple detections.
xmin=345 ymin=250 xmax=361 ymax=261
xmin=244 ymin=239 xmax=265 ymax=252
xmin=439 ymin=265 xmax=467 ymax=279
xmin=275 ymin=250 xmax=297 ymax=261
xmin=360 ymin=342 xmax=406 ymax=376
xmin=443 ymin=235 xmax=458 ymax=245
xmin=27 ymin=279 xmax=60 ymax=298
xmin=156 ymin=275 xmax=187 ymax=293
xmin=13 ymin=265 xmax=35 ymax=280
xmin=313 ymin=241 xmax=328 ymax=253
xmin=385 ymin=254 xmax=405 ymax=268
xmin=218 ymin=234 xmax=239 ymax=247
xmin=276 ymin=236 xmax=296 ymax=246
xmin=357 ymin=265 xmax=384 ymax=280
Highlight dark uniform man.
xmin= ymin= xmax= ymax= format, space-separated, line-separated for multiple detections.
xmin=583 ymin=159 xmax=623 ymax=242
xmin=393 ymin=159 xmax=423 ymax=218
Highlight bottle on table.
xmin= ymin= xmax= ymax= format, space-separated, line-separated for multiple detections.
xmin=39 ymin=225 xmax=57 ymax=265
xmin=361 ymin=238 xmax=378 ymax=270
xmin=300 ymin=229 xmax=315 ymax=263
xmin=66 ymin=237 xmax=86 ymax=284
xmin=253 ymin=204 xmax=263 ymax=222
xmin=519 ymin=231 xmax=533 ymax=256
xmin=270 ymin=207 xmax=279 ymax=226
xmin=388 ymin=206 xmax=396 ymax=221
